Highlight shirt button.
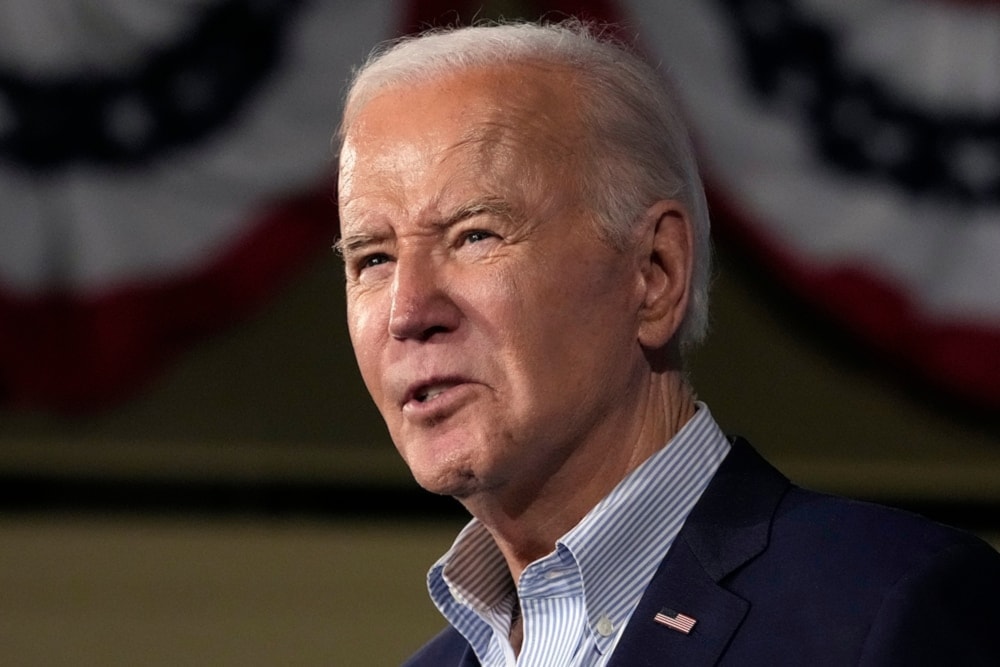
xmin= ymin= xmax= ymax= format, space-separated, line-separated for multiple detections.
xmin=596 ymin=615 xmax=615 ymax=637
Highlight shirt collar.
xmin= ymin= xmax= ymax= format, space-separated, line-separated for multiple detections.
xmin=559 ymin=402 xmax=730 ymax=649
xmin=427 ymin=402 xmax=731 ymax=656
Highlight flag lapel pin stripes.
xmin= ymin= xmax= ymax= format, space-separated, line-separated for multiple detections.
xmin=653 ymin=607 xmax=697 ymax=634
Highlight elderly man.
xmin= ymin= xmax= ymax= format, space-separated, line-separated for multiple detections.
xmin=335 ymin=21 xmax=1000 ymax=667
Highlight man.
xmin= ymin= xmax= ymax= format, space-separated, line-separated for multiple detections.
xmin=335 ymin=21 xmax=1000 ymax=666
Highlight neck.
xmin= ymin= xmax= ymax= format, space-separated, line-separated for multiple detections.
xmin=462 ymin=372 xmax=696 ymax=583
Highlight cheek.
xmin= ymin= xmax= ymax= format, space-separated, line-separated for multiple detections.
xmin=508 ymin=267 xmax=637 ymax=379
xmin=346 ymin=296 xmax=388 ymax=394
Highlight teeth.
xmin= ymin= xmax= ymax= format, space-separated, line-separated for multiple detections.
xmin=417 ymin=385 xmax=447 ymax=403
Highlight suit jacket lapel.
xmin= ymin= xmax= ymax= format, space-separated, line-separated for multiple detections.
xmin=458 ymin=647 xmax=479 ymax=667
xmin=609 ymin=439 xmax=790 ymax=667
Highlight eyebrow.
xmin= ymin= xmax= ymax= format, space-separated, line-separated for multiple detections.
xmin=443 ymin=196 xmax=517 ymax=226
xmin=334 ymin=196 xmax=518 ymax=257
xmin=333 ymin=232 xmax=382 ymax=257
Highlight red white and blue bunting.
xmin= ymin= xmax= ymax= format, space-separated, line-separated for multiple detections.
xmin=1 ymin=0 xmax=997 ymax=411
xmin=624 ymin=0 xmax=1000 ymax=410
xmin=0 ymin=1 xmax=399 ymax=408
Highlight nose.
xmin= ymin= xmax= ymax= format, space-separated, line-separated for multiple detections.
xmin=388 ymin=254 xmax=461 ymax=341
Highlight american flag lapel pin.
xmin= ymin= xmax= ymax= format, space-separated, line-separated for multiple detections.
xmin=653 ymin=607 xmax=697 ymax=634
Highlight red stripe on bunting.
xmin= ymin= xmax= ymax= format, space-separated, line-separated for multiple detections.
xmin=0 ymin=186 xmax=336 ymax=411
xmin=709 ymin=180 xmax=1000 ymax=411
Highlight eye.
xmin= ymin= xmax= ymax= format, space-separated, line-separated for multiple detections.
xmin=462 ymin=230 xmax=496 ymax=245
xmin=348 ymin=251 xmax=393 ymax=280
xmin=361 ymin=253 xmax=391 ymax=269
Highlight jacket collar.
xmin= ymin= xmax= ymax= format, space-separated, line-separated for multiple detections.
xmin=608 ymin=439 xmax=790 ymax=666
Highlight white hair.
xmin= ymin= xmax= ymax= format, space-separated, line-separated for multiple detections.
xmin=338 ymin=20 xmax=712 ymax=350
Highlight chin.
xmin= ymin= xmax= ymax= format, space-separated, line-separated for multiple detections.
xmin=411 ymin=464 xmax=481 ymax=498
xmin=395 ymin=428 xmax=487 ymax=497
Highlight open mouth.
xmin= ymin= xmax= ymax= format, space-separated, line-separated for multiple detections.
xmin=414 ymin=384 xmax=450 ymax=403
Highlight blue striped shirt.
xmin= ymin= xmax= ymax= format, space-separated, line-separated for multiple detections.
xmin=426 ymin=402 xmax=731 ymax=666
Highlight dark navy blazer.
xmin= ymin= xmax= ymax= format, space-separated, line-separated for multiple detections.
xmin=403 ymin=439 xmax=1000 ymax=666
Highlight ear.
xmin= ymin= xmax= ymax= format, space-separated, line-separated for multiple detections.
xmin=635 ymin=199 xmax=694 ymax=351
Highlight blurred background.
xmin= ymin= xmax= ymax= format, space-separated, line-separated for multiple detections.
xmin=1 ymin=0 xmax=998 ymax=664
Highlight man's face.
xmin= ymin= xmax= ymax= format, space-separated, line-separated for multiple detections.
xmin=338 ymin=66 xmax=647 ymax=504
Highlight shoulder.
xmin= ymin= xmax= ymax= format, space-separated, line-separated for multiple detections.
xmin=771 ymin=484 xmax=997 ymax=579
xmin=775 ymin=484 xmax=985 ymax=554
xmin=713 ymin=451 xmax=1000 ymax=596
xmin=694 ymin=440 xmax=1000 ymax=663
xmin=708 ymin=438 xmax=994 ymax=578
xmin=401 ymin=626 xmax=474 ymax=667
xmin=742 ymin=485 xmax=1000 ymax=663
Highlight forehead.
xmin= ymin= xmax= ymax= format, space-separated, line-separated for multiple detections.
xmin=338 ymin=64 xmax=584 ymax=203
